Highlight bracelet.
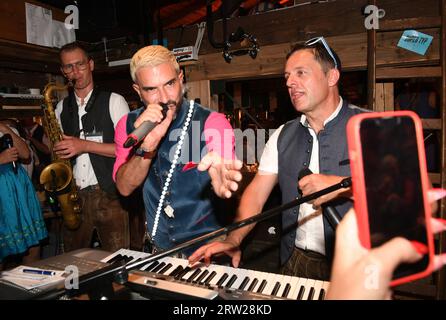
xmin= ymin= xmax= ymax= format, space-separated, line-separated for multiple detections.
xmin=134 ymin=147 xmax=157 ymax=159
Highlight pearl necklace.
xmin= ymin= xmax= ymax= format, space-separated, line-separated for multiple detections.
xmin=151 ymin=100 xmax=195 ymax=241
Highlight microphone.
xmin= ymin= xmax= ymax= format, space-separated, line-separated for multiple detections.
xmin=124 ymin=103 xmax=169 ymax=148
xmin=297 ymin=168 xmax=341 ymax=229
xmin=4 ymin=134 xmax=18 ymax=174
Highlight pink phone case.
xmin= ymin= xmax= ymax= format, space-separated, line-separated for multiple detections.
xmin=346 ymin=110 xmax=434 ymax=286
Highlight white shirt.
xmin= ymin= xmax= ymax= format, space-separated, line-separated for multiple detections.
xmin=55 ymin=89 xmax=130 ymax=190
xmin=258 ymin=98 xmax=344 ymax=255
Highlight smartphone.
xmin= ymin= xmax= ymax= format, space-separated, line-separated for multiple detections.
xmin=347 ymin=110 xmax=434 ymax=286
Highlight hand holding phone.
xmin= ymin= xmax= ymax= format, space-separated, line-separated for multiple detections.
xmin=347 ymin=111 xmax=434 ymax=286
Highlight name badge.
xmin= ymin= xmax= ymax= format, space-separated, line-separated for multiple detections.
xmin=85 ymin=131 xmax=103 ymax=143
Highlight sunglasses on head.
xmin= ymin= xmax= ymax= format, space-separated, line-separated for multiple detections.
xmin=305 ymin=36 xmax=338 ymax=69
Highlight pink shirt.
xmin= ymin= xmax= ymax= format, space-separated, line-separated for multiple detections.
xmin=113 ymin=112 xmax=235 ymax=180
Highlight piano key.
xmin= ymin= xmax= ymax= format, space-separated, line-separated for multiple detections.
xmin=178 ymin=266 xmax=195 ymax=281
xmin=151 ymin=262 xmax=166 ymax=273
xmin=186 ymin=269 xmax=202 ymax=282
xmin=225 ymin=274 xmax=237 ymax=288
xmin=245 ymin=269 xmax=262 ymax=292
xmin=301 ymin=279 xmax=315 ymax=300
xmin=319 ymin=281 xmax=330 ymax=300
xmin=255 ymin=271 xmax=274 ymax=293
xmin=206 ymin=265 xmax=229 ymax=287
xmin=271 ymin=282 xmax=281 ymax=296
xmin=158 ymin=263 xmax=173 ymax=275
xmin=204 ymin=271 xmax=217 ymax=285
xmin=216 ymin=273 xmax=229 ymax=287
xmin=104 ymin=254 xmax=123 ymax=264
xmin=281 ymin=283 xmax=292 ymax=298
xmin=141 ymin=261 xmax=159 ymax=272
xmin=297 ymin=285 xmax=305 ymax=300
xmin=307 ymin=287 xmax=315 ymax=300
xmin=291 ymin=278 xmax=308 ymax=300
xmin=256 ymin=279 xmax=268 ymax=293
xmin=277 ymin=275 xmax=293 ymax=298
xmin=169 ymin=265 xmax=183 ymax=277
xmin=175 ymin=266 xmax=192 ymax=280
xmin=107 ymin=248 xmax=150 ymax=264
xmin=262 ymin=273 xmax=282 ymax=296
xmin=311 ymin=280 xmax=323 ymax=300
xmin=238 ymin=276 xmax=250 ymax=290
xmin=229 ymin=269 xmax=248 ymax=290
xmin=194 ymin=270 xmax=209 ymax=284
xmin=287 ymin=276 xmax=303 ymax=299
xmin=247 ymin=278 xmax=258 ymax=291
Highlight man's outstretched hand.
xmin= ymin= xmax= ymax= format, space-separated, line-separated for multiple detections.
xmin=198 ymin=151 xmax=243 ymax=199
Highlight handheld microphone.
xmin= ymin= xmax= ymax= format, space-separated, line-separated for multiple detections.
xmin=124 ymin=103 xmax=169 ymax=148
xmin=4 ymin=133 xmax=18 ymax=174
xmin=297 ymin=168 xmax=341 ymax=229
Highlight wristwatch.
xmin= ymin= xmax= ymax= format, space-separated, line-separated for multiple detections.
xmin=134 ymin=147 xmax=157 ymax=159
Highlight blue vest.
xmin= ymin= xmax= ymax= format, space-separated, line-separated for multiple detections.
xmin=126 ymin=100 xmax=225 ymax=253
xmin=277 ymin=100 xmax=366 ymax=265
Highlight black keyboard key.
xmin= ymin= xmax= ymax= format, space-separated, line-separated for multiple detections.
xmin=123 ymin=255 xmax=133 ymax=263
xmin=216 ymin=273 xmax=229 ymax=287
xmin=238 ymin=277 xmax=250 ymax=290
xmin=151 ymin=262 xmax=166 ymax=273
xmin=168 ymin=265 xmax=183 ymax=277
xmin=225 ymin=275 xmax=237 ymax=288
xmin=187 ymin=269 xmax=201 ymax=282
xmin=271 ymin=282 xmax=281 ymax=296
xmin=144 ymin=261 xmax=159 ymax=272
xmin=308 ymin=287 xmax=315 ymax=300
xmin=297 ymin=286 xmax=305 ymax=300
xmin=105 ymin=254 xmax=123 ymax=264
xmin=159 ymin=263 xmax=173 ymax=274
xmin=257 ymin=279 xmax=268 ymax=293
xmin=247 ymin=278 xmax=258 ymax=291
xmin=282 ymin=283 xmax=291 ymax=298
xmin=195 ymin=270 xmax=209 ymax=284
xmin=176 ymin=266 xmax=191 ymax=280
xmin=318 ymin=288 xmax=326 ymax=300
xmin=204 ymin=271 xmax=217 ymax=285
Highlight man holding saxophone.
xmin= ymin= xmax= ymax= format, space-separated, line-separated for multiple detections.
xmin=53 ymin=42 xmax=130 ymax=253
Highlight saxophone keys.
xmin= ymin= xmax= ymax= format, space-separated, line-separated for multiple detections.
xmin=69 ymin=192 xmax=79 ymax=202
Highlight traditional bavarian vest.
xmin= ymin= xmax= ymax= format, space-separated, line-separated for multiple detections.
xmin=60 ymin=88 xmax=116 ymax=194
xmin=126 ymin=100 xmax=226 ymax=252
xmin=277 ymin=100 xmax=365 ymax=264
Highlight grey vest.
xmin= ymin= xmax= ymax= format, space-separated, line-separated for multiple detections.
xmin=277 ymin=100 xmax=366 ymax=265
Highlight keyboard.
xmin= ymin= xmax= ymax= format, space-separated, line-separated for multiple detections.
xmin=105 ymin=249 xmax=330 ymax=300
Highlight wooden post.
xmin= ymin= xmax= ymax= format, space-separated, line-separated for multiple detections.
xmin=367 ymin=0 xmax=377 ymax=110
xmin=436 ymin=0 xmax=446 ymax=301
xmin=187 ymin=80 xmax=211 ymax=108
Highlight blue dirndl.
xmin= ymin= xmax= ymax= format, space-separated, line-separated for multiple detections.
xmin=0 ymin=163 xmax=47 ymax=261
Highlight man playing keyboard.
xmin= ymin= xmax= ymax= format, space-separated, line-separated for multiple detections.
xmin=189 ymin=38 xmax=365 ymax=281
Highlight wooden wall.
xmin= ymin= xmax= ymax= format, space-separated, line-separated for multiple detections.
xmin=0 ymin=0 xmax=67 ymax=43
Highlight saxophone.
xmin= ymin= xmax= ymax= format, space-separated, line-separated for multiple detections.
xmin=40 ymin=82 xmax=82 ymax=230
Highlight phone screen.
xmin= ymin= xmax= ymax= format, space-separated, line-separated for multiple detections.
xmin=360 ymin=115 xmax=429 ymax=279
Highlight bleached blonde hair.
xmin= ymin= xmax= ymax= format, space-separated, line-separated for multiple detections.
xmin=130 ymin=45 xmax=180 ymax=83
